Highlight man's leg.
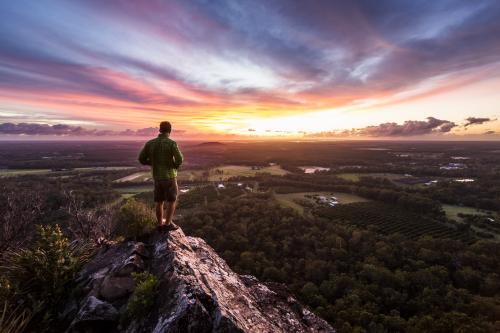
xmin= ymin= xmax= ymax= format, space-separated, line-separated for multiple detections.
xmin=165 ymin=200 xmax=176 ymax=225
xmin=156 ymin=201 xmax=165 ymax=225
xmin=162 ymin=178 xmax=179 ymax=230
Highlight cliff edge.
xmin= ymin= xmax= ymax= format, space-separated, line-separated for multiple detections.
xmin=66 ymin=228 xmax=334 ymax=333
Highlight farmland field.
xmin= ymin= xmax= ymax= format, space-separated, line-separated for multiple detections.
xmin=336 ymin=172 xmax=406 ymax=182
xmin=114 ymin=171 xmax=150 ymax=182
xmin=275 ymin=191 xmax=369 ymax=215
xmin=443 ymin=204 xmax=495 ymax=221
xmin=0 ymin=168 xmax=51 ymax=177
xmin=113 ymin=164 xmax=288 ymax=183
xmin=316 ymin=201 xmax=473 ymax=241
xmin=177 ymin=170 xmax=205 ymax=181
xmin=115 ymin=185 xmax=152 ymax=198
xmin=208 ymin=165 xmax=289 ymax=181
xmin=0 ymin=166 xmax=134 ymax=178
xmin=74 ymin=166 xmax=134 ymax=171
xmin=114 ymin=170 xmax=203 ymax=182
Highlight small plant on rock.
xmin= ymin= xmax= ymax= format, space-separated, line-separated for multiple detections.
xmin=125 ymin=271 xmax=157 ymax=320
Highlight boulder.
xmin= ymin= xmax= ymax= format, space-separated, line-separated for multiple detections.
xmin=129 ymin=242 xmax=149 ymax=258
xmin=115 ymin=254 xmax=145 ymax=276
xmin=68 ymin=296 xmax=118 ymax=333
xmin=99 ymin=276 xmax=135 ymax=301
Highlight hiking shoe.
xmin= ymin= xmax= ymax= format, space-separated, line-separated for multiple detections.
xmin=157 ymin=224 xmax=168 ymax=232
xmin=165 ymin=222 xmax=180 ymax=231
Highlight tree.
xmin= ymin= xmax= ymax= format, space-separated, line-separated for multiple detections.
xmin=64 ymin=190 xmax=117 ymax=243
xmin=0 ymin=187 xmax=44 ymax=252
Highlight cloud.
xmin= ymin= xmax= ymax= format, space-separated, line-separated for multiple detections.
xmin=356 ymin=117 xmax=456 ymax=137
xmin=484 ymin=130 xmax=496 ymax=135
xmin=464 ymin=117 xmax=493 ymax=127
xmin=0 ymin=123 xmax=186 ymax=137
xmin=307 ymin=117 xmax=457 ymax=137
xmin=2 ymin=1 xmax=500 ymax=101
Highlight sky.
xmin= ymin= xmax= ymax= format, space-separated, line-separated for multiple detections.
xmin=0 ymin=0 xmax=499 ymax=140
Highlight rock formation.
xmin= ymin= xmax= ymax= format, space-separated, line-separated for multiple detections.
xmin=66 ymin=228 xmax=335 ymax=332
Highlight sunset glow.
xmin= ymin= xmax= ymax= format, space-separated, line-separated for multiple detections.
xmin=1 ymin=0 xmax=499 ymax=139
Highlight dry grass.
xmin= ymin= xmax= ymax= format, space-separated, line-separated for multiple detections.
xmin=0 ymin=301 xmax=32 ymax=333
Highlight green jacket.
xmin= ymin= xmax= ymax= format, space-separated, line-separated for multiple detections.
xmin=138 ymin=134 xmax=183 ymax=179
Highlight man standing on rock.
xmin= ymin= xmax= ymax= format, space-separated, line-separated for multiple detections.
xmin=139 ymin=121 xmax=183 ymax=231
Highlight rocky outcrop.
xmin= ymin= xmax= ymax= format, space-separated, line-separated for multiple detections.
xmin=70 ymin=296 xmax=119 ymax=331
xmin=66 ymin=228 xmax=334 ymax=332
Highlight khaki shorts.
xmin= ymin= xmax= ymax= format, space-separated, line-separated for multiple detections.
xmin=154 ymin=178 xmax=178 ymax=202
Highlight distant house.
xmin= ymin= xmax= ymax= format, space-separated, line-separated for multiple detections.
xmin=454 ymin=178 xmax=475 ymax=183
xmin=440 ymin=163 xmax=466 ymax=170
xmin=314 ymin=195 xmax=339 ymax=207
xmin=51 ymin=168 xmax=73 ymax=172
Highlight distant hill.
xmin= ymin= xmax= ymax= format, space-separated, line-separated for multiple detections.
xmin=197 ymin=141 xmax=225 ymax=147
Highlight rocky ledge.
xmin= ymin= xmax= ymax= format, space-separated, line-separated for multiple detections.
xmin=65 ymin=228 xmax=334 ymax=332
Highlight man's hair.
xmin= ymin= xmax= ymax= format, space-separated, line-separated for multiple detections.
xmin=159 ymin=121 xmax=172 ymax=134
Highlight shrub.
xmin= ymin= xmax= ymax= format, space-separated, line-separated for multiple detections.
xmin=125 ymin=272 xmax=157 ymax=320
xmin=117 ymin=199 xmax=156 ymax=238
xmin=0 ymin=225 xmax=93 ymax=328
xmin=0 ymin=187 xmax=44 ymax=252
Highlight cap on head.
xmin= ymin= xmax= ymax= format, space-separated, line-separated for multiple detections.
xmin=159 ymin=121 xmax=172 ymax=134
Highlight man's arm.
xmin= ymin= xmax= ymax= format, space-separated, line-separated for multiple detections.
xmin=172 ymin=143 xmax=183 ymax=169
xmin=138 ymin=143 xmax=151 ymax=165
